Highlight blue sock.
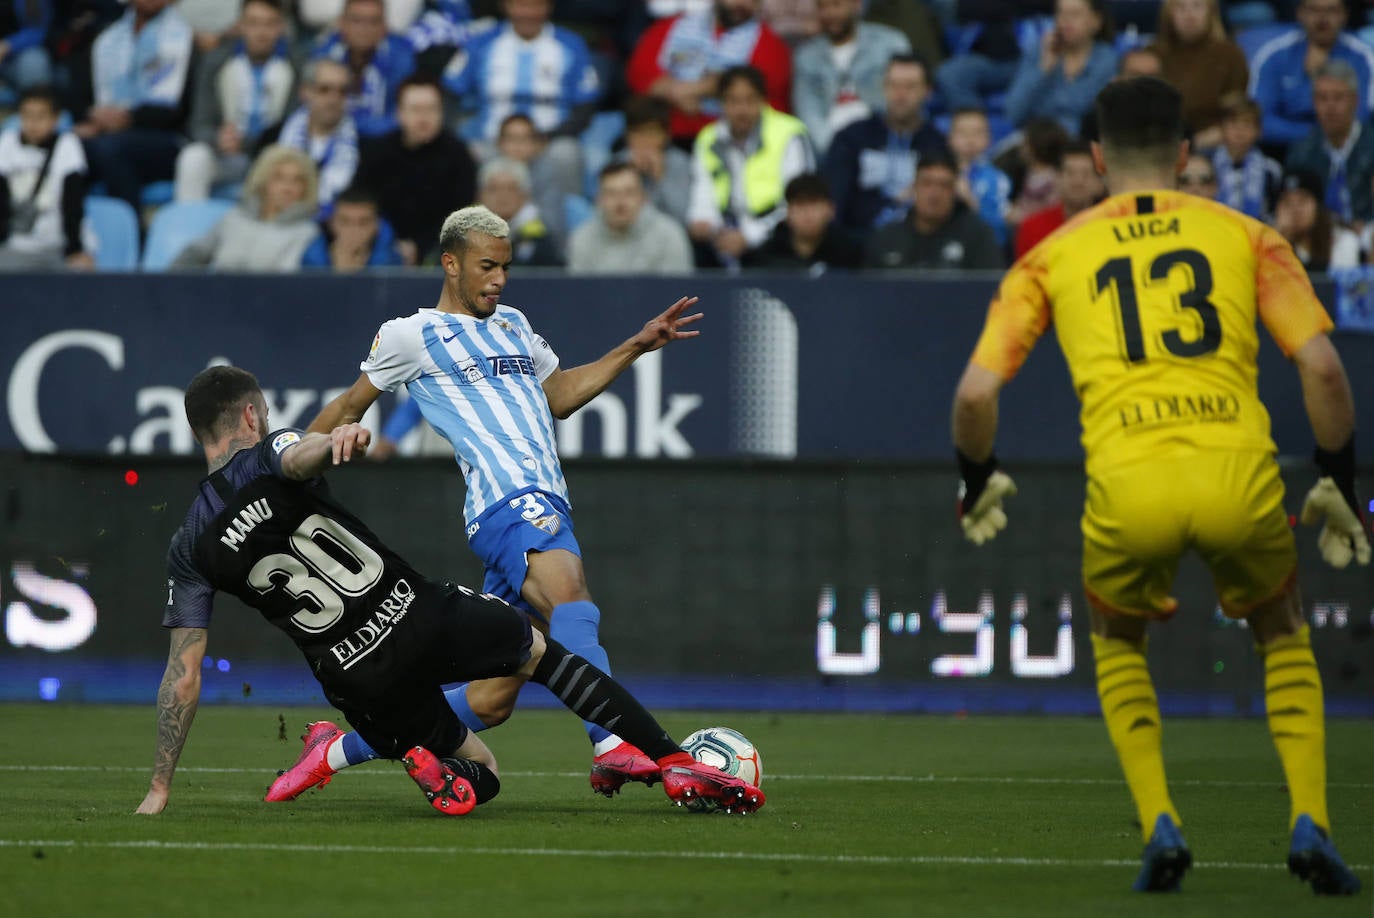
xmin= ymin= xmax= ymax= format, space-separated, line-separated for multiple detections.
xmin=443 ymin=683 xmax=490 ymax=733
xmin=340 ymin=731 xmax=381 ymax=766
xmin=549 ymin=600 xmax=614 ymax=744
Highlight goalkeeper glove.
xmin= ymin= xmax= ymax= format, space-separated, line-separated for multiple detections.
xmin=1300 ymin=436 xmax=1370 ymax=569
xmin=957 ymin=449 xmax=1017 ymax=546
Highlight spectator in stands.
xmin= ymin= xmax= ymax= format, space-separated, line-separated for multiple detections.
xmin=687 ymin=64 xmax=812 ymax=267
xmin=300 ymin=184 xmax=401 ymax=270
xmin=823 ymin=54 xmax=947 ymax=240
xmin=495 ymin=113 xmax=570 ymax=248
xmin=743 ymin=171 xmax=861 ymax=270
xmin=615 ymin=94 xmax=693 ymax=224
xmin=1272 ymin=167 xmax=1361 ymax=269
xmin=862 ymin=151 xmax=1004 ymax=270
xmin=77 ymin=0 xmax=193 ymax=214
xmin=567 ymin=161 xmax=694 ymax=274
xmin=271 ymin=59 xmax=360 ymax=216
xmin=863 ymin=0 xmax=944 ymax=67
xmin=1014 ymin=138 xmax=1101 ymax=257
xmin=477 ymin=155 xmax=562 ymax=265
xmin=1000 ymin=116 xmax=1067 ymax=226
xmin=0 ymin=0 xmax=53 ymax=93
xmin=174 ymin=0 xmax=299 ymax=203
xmin=297 ymin=0 xmax=424 ymax=37
xmin=948 ymin=107 xmax=1012 ymax=248
xmin=354 ymin=76 xmax=476 ymax=265
xmin=936 ymin=0 xmax=1054 ymax=113
xmin=1078 ymin=45 xmax=1162 ymax=142
xmin=172 ymin=144 xmax=321 ymax=270
xmin=628 ymin=0 xmax=792 ymax=144
xmin=404 ymin=0 xmax=483 ymax=76
xmin=791 ymin=0 xmax=909 ymax=156
xmin=1147 ymin=0 xmax=1248 ymax=149
xmin=311 ymin=0 xmax=416 ymax=137
xmin=178 ymin=0 xmax=241 ymax=53
xmin=1249 ymin=0 xmax=1374 ymax=147
xmin=1285 ymin=59 xmax=1374 ymax=225
xmin=1004 ymin=0 xmax=1118 ymax=134
xmin=443 ymin=0 xmax=600 ymax=202
xmin=1212 ymin=93 xmax=1282 ymax=220
xmin=760 ymin=0 xmax=818 ymax=45
xmin=1178 ymin=152 xmax=1220 ymax=199
xmin=0 ymin=85 xmax=90 ymax=270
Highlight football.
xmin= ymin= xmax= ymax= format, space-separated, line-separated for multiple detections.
xmin=681 ymin=726 xmax=763 ymax=786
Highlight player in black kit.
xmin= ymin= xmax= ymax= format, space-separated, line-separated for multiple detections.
xmin=135 ymin=366 xmax=765 ymax=817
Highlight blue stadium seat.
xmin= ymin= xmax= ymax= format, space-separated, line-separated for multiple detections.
xmin=141 ymin=199 xmax=233 ymax=271
xmin=1235 ymin=23 xmax=1300 ymax=63
xmin=83 ymin=196 xmax=141 ymax=270
xmin=140 ymin=181 xmax=175 ymax=208
xmin=564 ymin=193 xmax=594 ymax=234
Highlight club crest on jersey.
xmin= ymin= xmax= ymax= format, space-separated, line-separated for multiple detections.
xmin=530 ymin=514 xmax=561 ymax=535
xmin=271 ymin=432 xmax=301 ymax=454
xmin=494 ymin=317 xmax=517 ymax=335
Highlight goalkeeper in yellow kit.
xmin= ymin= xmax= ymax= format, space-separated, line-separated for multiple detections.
xmin=952 ymin=77 xmax=1367 ymax=895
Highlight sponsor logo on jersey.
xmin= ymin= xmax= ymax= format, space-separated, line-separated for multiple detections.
xmin=465 ymin=520 xmax=481 ymax=538
xmin=1117 ymin=391 xmax=1242 ymax=431
xmin=271 ymin=431 xmax=301 ymax=454
xmin=329 ymin=577 xmax=416 ymax=669
xmin=219 ymin=498 xmax=273 ymax=552
xmin=487 ymin=355 xmax=536 ymax=377
xmin=454 ymin=356 xmax=487 ymax=384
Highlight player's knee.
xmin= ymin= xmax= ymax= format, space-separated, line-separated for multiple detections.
xmin=1246 ymin=585 xmax=1305 ymax=646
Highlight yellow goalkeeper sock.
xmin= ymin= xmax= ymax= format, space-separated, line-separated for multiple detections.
xmin=1260 ymin=626 xmax=1328 ymax=832
xmin=1092 ymin=633 xmax=1179 ymax=841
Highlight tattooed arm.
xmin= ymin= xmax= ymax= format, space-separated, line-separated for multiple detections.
xmin=135 ymin=627 xmax=208 ymax=815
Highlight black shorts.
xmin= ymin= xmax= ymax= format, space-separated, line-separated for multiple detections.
xmin=319 ymin=581 xmax=534 ymax=760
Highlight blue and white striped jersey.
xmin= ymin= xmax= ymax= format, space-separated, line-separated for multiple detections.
xmin=443 ymin=22 xmax=599 ymax=141
xmin=91 ymin=6 xmax=193 ymax=110
xmin=361 ymin=305 xmax=566 ymax=524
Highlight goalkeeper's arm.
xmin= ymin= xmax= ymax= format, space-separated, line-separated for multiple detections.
xmin=952 ymin=364 xmax=1017 ymax=545
xmin=1292 ymin=335 xmax=1369 ymax=567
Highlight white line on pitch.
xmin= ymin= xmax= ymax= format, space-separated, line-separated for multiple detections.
xmin=0 ymin=839 xmax=1368 ymax=872
xmin=0 ymin=764 xmax=1369 ymax=789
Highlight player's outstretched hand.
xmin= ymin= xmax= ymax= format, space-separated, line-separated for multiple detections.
xmin=960 ymin=471 xmax=1017 ymax=546
xmin=632 ymin=296 xmax=702 ymax=353
xmin=1300 ymin=477 xmax=1371 ymax=569
xmin=135 ymin=786 xmax=168 ymax=815
xmin=330 ymin=423 xmax=372 ymax=465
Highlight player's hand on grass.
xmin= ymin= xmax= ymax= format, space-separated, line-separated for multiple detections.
xmin=135 ymin=786 xmax=169 ymax=815
xmin=1300 ymin=477 xmax=1371 ymax=569
xmin=632 ymin=297 xmax=702 ymax=353
xmin=330 ymin=423 xmax=371 ymax=465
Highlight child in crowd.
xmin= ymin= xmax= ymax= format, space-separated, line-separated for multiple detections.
xmin=1210 ymin=94 xmax=1281 ymax=221
xmin=947 ymin=108 xmax=1012 ymax=248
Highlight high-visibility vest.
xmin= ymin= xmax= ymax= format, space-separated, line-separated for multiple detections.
xmin=695 ymin=106 xmax=808 ymax=217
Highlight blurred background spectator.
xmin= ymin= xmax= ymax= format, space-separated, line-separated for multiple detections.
xmin=1283 ymin=58 xmax=1373 ymax=224
xmin=354 ymin=75 xmax=475 ymax=264
xmin=742 ymin=170 xmax=860 ymax=270
xmin=822 ymin=53 xmax=947 ymax=241
xmin=1004 ymin=0 xmax=1118 ymax=134
xmin=300 ymin=183 xmax=402 ymax=270
xmin=0 ymin=83 xmax=89 ymax=269
xmin=566 ymin=160 xmax=693 ymax=274
xmin=0 ymin=0 xmax=54 ymax=94
xmin=862 ymin=150 xmax=1005 ymax=270
xmin=1078 ymin=45 xmax=1162 ymax=141
xmin=178 ymin=0 xmax=243 ymax=53
xmin=1014 ymin=137 xmax=1102 ymax=256
xmin=298 ymin=0 xmax=425 ymax=37
xmin=172 ymin=144 xmax=320 ymax=270
xmin=791 ymin=0 xmax=909 ymax=155
xmin=1271 ymin=167 xmax=1361 ymax=269
xmin=1211 ymin=93 xmax=1281 ymax=220
xmin=1000 ymin=116 xmax=1068 ymax=228
xmin=77 ymin=0 xmax=192 ymax=214
xmin=477 ymin=154 xmax=561 ymax=265
xmin=628 ymin=0 xmax=792 ymax=145
xmin=948 ymin=107 xmax=1012 ymax=247
xmin=269 ymin=58 xmax=361 ymax=215
xmin=1177 ymin=150 xmax=1220 ymax=198
xmin=937 ymin=0 xmax=1054 ymax=113
xmin=311 ymin=0 xmax=416 ymax=137
xmin=687 ymin=64 xmax=812 ymax=267
xmin=173 ymin=0 xmax=299 ymax=203
xmin=615 ymin=93 xmax=693 ymax=224
xmin=494 ymin=112 xmax=571 ymax=248
xmin=1148 ymin=0 xmax=1248 ymax=148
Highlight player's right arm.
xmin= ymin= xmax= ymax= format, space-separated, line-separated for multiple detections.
xmin=309 ymin=374 xmax=384 ymax=435
xmin=135 ymin=626 xmax=207 ymax=815
xmin=311 ymin=320 xmax=421 ymax=434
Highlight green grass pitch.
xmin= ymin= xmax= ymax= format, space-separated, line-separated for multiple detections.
xmin=1 ymin=704 xmax=1370 ymax=917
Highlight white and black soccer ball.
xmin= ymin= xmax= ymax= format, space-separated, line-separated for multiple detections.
xmin=681 ymin=726 xmax=762 ymax=787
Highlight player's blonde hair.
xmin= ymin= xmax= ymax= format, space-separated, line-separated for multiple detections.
xmin=439 ymin=205 xmax=510 ymax=256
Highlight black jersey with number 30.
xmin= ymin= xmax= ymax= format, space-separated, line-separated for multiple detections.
xmin=163 ymin=429 xmax=442 ymax=685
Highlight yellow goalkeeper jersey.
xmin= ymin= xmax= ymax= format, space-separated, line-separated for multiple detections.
xmin=970 ymin=190 xmax=1334 ymax=475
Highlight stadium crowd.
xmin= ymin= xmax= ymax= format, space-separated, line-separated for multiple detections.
xmin=1 ymin=0 xmax=1373 ymax=273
